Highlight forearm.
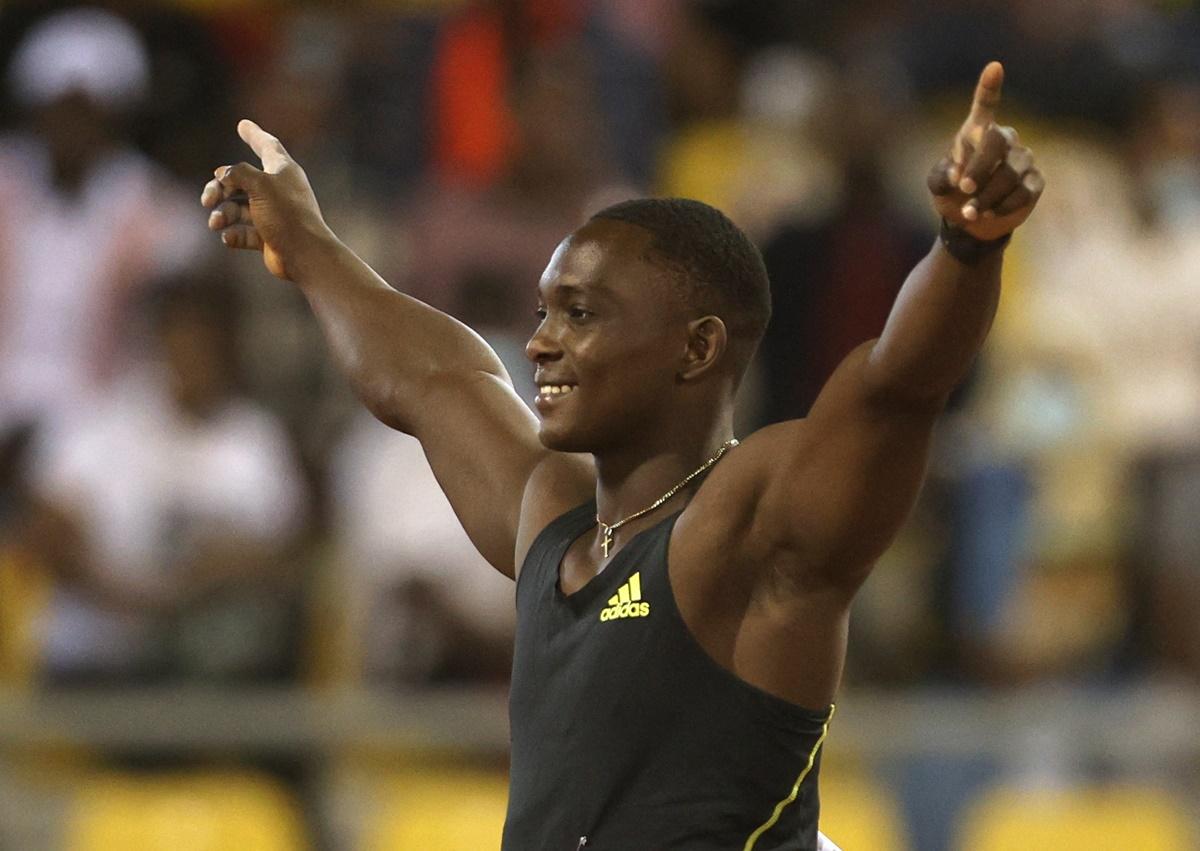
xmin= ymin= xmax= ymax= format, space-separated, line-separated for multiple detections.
xmin=291 ymin=232 xmax=511 ymax=434
xmin=865 ymin=238 xmax=1003 ymax=405
xmin=859 ymin=59 xmax=1044 ymax=406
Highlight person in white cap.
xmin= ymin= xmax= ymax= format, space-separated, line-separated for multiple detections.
xmin=0 ymin=8 xmax=204 ymax=437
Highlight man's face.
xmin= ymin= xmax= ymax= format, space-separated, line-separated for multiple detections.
xmin=526 ymin=220 xmax=690 ymax=452
xmin=161 ymin=309 xmax=229 ymax=420
xmin=33 ymin=91 xmax=112 ymax=175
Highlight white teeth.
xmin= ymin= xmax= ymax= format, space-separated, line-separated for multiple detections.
xmin=538 ymin=384 xmax=575 ymax=396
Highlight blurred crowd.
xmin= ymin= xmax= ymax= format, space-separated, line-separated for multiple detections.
xmin=0 ymin=0 xmax=1198 ymax=702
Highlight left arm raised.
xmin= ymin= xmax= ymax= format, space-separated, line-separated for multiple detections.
xmin=750 ymin=61 xmax=1043 ymax=591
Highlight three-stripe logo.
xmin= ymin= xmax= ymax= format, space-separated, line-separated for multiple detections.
xmin=599 ymin=572 xmax=651 ymax=621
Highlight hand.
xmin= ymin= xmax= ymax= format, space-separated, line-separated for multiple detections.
xmin=200 ymin=120 xmax=332 ymax=280
xmin=927 ymin=62 xmax=1045 ymax=242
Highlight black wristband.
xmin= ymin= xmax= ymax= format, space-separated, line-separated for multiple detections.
xmin=939 ymin=218 xmax=1011 ymax=266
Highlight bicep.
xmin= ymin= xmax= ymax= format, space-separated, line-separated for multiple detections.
xmin=758 ymin=340 xmax=942 ymax=589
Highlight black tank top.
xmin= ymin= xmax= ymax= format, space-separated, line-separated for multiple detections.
xmin=504 ymin=500 xmax=835 ymax=851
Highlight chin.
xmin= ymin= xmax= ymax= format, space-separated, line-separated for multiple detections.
xmin=537 ymin=417 xmax=609 ymax=453
xmin=537 ymin=421 xmax=592 ymax=453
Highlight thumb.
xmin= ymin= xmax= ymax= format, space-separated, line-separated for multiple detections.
xmin=237 ymin=119 xmax=291 ymax=174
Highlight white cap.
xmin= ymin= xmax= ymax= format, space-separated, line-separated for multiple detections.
xmin=7 ymin=8 xmax=149 ymax=111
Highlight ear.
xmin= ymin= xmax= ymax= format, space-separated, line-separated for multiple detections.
xmin=679 ymin=315 xmax=728 ymax=381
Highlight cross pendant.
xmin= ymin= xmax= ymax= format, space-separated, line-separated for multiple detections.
xmin=601 ymin=526 xmax=614 ymax=558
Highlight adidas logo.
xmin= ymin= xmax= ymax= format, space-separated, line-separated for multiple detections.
xmin=599 ymin=572 xmax=651 ymax=621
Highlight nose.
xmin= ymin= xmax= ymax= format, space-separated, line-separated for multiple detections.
xmin=525 ymin=318 xmax=562 ymax=364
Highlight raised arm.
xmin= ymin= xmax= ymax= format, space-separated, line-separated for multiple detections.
xmin=201 ymin=121 xmax=591 ymax=576
xmin=864 ymin=62 xmax=1042 ymax=403
xmin=747 ymin=62 xmax=1044 ymax=589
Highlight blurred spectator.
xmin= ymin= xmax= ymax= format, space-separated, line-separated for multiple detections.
xmin=21 ymin=280 xmax=307 ymax=684
xmin=342 ymin=12 xmax=439 ymax=201
xmin=1136 ymin=452 xmax=1200 ymax=682
xmin=397 ymin=41 xmax=632 ymax=316
xmin=330 ymin=413 xmax=515 ymax=685
xmin=656 ymin=3 xmax=750 ymax=213
xmin=1123 ymin=75 xmax=1200 ymax=682
xmin=135 ymin=4 xmax=237 ymax=182
xmin=930 ymin=125 xmax=1159 ymax=685
xmin=757 ymin=57 xmax=927 ymax=424
xmin=0 ymin=8 xmax=207 ymax=437
xmin=656 ymin=5 xmax=849 ymax=235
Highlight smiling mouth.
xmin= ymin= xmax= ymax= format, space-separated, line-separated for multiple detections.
xmin=536 ymin=383 xmax=577 ymax=402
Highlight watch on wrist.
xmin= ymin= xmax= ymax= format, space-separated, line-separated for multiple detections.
xmin=939 ymin=218 xmax=1011 ymax=265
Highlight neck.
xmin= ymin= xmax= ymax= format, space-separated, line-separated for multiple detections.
xmin=593 ymin=415 xmax=735 ymax=530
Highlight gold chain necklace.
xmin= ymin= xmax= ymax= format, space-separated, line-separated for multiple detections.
xmin=596 ymin=439 xmax=739 ymax=558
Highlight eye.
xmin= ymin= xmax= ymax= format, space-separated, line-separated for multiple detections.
xmin=568 ymin=306 xmax=592 ymax=320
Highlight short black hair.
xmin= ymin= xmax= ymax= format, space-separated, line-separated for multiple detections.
xmin=590 ymin=197 xmax=772 ymax=377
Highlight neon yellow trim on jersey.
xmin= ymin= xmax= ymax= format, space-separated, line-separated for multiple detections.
xmin=742 ymin=704 xmax=836 ymax=851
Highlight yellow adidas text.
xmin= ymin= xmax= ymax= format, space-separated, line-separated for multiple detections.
xmin=600 ymin=601 xmax=651 ymax=621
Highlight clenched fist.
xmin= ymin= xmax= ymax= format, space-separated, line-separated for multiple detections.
xmin=928 ymin=62 xmax=1044 ymax=242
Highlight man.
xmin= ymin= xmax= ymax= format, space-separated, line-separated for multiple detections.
xmin=23 ymin=282 xmax=306 ymax=684
xmin=203 ymin=62 xmax=1042 ymax=850
xmin=0 ymin=8 xmax=205 ymax=436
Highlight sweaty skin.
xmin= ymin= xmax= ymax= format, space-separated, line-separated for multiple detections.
xmin=201 ymin=61 xmax=1042 ymax=711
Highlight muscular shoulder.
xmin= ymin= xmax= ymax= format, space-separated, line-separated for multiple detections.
xmin=513 ymin=450 xmax=595 ymax=576
xmin=674 ymin=421 xmax=817 ymax=560
xmin=667 ymin=418 xmax=842 ymax=617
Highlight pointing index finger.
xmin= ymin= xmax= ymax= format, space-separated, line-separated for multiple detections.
xmin=237 ymin=119 xmax=290 ymax=174
xmin=967 ymin=61 xmax=1004 ymax=126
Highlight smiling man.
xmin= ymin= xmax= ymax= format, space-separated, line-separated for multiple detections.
xmin=203 ymin=62 xmax=1042 ymax=850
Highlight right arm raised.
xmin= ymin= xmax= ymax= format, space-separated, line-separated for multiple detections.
xmin=202 ymin=121 xmax=592 ymax=576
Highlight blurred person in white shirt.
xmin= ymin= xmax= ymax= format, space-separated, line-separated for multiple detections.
xmin=331 ymin=411 xmax=517 ymax=684
xmin=0 ymin=8 xmax=206 ymax=437
xmin=22 ymin=280 xmax=307 ymax=683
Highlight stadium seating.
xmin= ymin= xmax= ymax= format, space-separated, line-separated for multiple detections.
xmin=362 ymin=765 xmax=509 ymax=851
xmin=957 ymin=784 xmax=1197 ymax=850
xmin=0 ymin=550 xmax=50 ymax=687
xmin=818 ymin=768 xmax=911 ymax=851
xmin=64 ymin=771 xmax=308 ymax=851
